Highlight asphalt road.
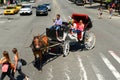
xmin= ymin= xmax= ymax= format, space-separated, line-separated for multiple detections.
xmin=0 ymin=0 xmax=120 ymax=80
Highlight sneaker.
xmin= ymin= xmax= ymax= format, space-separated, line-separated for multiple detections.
xmin=25 ymin=76 xmax=29 ymax=80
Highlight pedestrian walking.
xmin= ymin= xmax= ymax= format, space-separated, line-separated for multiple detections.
xmin=12 ymin=48 xmax=29 ymax=80
xmin=89 ymin=0 xmax=93 ymax=6
xmin=0 ymin=51 xmax=15 ymax=80
xmin=98 ymin=7 xmax=103 ymax=19
xmin=109 ymin=7 xmax=113 ymax=19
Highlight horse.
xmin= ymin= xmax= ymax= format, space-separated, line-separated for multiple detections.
xmin=32 ymin=34 xmax=49 ymax=70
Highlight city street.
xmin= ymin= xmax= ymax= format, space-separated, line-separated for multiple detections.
xmin=0 ymin=0 xmax=120 ymax=80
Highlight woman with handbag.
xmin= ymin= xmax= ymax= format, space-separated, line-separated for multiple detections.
xmin=12 ymin=48 xmax=29 ymax=80
xmin=0 ymin=51 xmax=15 ymax=80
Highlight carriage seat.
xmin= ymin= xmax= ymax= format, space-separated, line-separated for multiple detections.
xmin=46 ymin=26 xmax=65 ymax=40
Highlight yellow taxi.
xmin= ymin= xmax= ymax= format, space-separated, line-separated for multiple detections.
xmin=4 ymin=6 xmax=19 ymax=15
xmin=15 ymin=4 xmax=22 ymax=11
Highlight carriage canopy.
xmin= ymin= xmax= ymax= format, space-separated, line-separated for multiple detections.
xmin=71 ymin=13 xmax=93 ymax=30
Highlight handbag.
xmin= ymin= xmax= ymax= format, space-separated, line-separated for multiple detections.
xmin=19 ymin=58 xmax=27 ymax=66
xmin=2 ymin=64 xmax=9 ymax=72
xmin=16 ymin=58 xmax=27 ymax=70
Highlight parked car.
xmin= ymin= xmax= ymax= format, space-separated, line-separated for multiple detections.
xmin=75 ymin=0 xmax=85 ymax=6
xmin=69 ymin=0 xmax=84 ymax=5
xmin=19 ymin=4 xmax=32 ymax=15
xmin=43 ymin=3 xmax=51 ymax=11
xmin=29 ymin=0 xmax=35 ymax=3
xmin=36 ymin=5 xmax=48 ymax=16
xmin=4 ymin=6 xmax=19 ymax=15
xmin=69 ymin=0 xmax=76 ymax=2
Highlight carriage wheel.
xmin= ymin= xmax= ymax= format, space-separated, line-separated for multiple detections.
xmin=84 ymin=31 xmax=96 ymax=50
xmin=63 ymin=40 xmax=70 ymax=57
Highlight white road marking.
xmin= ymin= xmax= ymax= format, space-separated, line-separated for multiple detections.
xmin=78 ymin=57 xmax=88 ymax=80
xmin=91 ymin=64 xmax=105 ymax=80
xmin=108 ymin=50 xmax=120 ymax=64
xmin=64 ymin=65 xmax=71 ymax=73
xmin=0 ymin=21 xmax=5 ymax=23
xmin=65 ymin=72 xmax=70 ymax=80
xmin=53 ymin=0 xmax=67 ymax=21
xmin=7 ymin=20 xmax=11 ymax=22
xmin=47 ymin=65 xmax=53 ymax=80
xmin=64 ymin=65 xmax=71 ymax=80
xmin=100 ymin=53 xmax=120 ymax=80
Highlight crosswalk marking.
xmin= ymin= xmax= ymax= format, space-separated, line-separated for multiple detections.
xmin=64 ymin=65 xmax=71 ymax=80
xmin=91 ymin=64 xmax=105 ymax=80
xmin=77 ymin=57 xmax=88 ymax=80
xmin=109 ymin=50 xmax=120 ymax=64
xmin=100 ymin=53 xmax=120 ymax=80
xmin=65 ymin=72 xmax=70 ymax=80
xmin=47 ymin=65 xmax=53 ymax=80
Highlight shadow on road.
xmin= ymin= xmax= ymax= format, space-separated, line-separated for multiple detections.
xmin=29 ymin=42 xmax=86 ymax=71
xmin=70 ymin=42 xmax=85 ymax=52
xmin=85 ymin=4 xmax=100 ymax=9
xmin=31 ymin=46 xmax=62 ymax=71
xmin=16 ymin=75 xmax=25 ymax=80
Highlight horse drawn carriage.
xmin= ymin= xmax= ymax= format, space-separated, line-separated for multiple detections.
xmin=46 ymin=13 xmax=96 ymax=56
xmin=31 ymin=13 xmax=96 ymax=70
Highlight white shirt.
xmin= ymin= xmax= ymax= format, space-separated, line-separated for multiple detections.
xmin=54 ymin=18 xmax=62 ymax=26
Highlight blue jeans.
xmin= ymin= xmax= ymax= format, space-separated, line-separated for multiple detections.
xmin=72 ymin=29 xmax=81 ymax=33
xmin=50 ymin=26 xmax=60 ymax=30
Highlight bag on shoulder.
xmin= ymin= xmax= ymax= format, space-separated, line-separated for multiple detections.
xmin=2 ymin=64 xmax=9 ymax=72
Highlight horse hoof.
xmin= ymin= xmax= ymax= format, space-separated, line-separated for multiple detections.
xmin=39 ymin=69 xmax=42 ymax=72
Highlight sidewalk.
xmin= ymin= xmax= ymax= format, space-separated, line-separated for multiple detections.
xmin=103 ymin=9 xmax=120 ymax=17
xmin=85 ymin=3 xmax=120 ymax=17
xmin=0 ymin=5 xmax=6 ymax=15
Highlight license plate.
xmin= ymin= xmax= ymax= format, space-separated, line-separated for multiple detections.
xmin=40 ymin=12 xmax=43 ymax=14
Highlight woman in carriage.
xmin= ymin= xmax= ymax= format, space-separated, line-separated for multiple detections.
xmin=70 ymin=19 xmax=84 ymax=41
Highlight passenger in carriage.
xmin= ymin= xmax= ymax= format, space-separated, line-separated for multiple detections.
xmin=69 ymin=19 xmax=77 ymax=34
xmin=71 ymin=20 xmax=84 ymax=41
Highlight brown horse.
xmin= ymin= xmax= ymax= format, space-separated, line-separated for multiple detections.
xmin=32 ymin=34 xmax=49 ymax=70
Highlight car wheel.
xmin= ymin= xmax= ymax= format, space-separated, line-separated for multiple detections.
xmin=46 ymin=13 xmax=48 ymax=16
xmin=36 ymin=14 xmax=38 ymax=16
xmin=49 ymin=9 xmax=51 ymax=11
xmin=30 ymin=12 xmax=32 ymax=15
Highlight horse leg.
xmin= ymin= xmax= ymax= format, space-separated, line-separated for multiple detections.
xmin=33 ymin=51 xmax=37 ymax=60
xmin=38 ymin=50 xmax=43 ymax=71
xmin=33 ymin=51 xmax=38 ymax=65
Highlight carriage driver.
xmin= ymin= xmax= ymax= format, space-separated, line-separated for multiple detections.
xmin=50 ymin=14 xmax=63 ymax=37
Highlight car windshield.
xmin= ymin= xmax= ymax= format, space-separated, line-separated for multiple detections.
xmin=43 ymin=4 xmax=49 ymax=6
xmin=16 ymin=5 xmax=22 ymax=6
xmin=22 ymin=5 xmax=31 ymax=8
xmin=37 ymin=5 xmax=46 ymax=9
xmin=6 ymin=7 xmax=15 ymax=9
